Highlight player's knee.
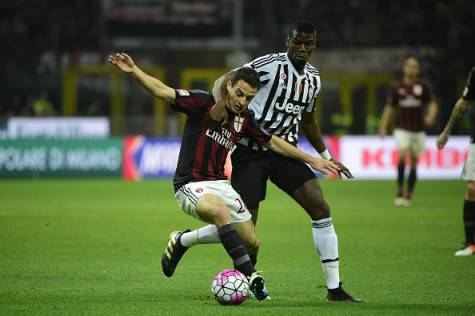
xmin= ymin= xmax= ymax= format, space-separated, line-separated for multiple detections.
xmin=212 ymin=206 xmax=231 ymax=225
xmin=467 ymin=182 xmax=475 ymax=200
xmin=312 ymin=200 xmax=330 ymax=220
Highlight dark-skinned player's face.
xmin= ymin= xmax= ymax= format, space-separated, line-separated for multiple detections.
xmin=286 ymin=30 xmax=316 ymax=65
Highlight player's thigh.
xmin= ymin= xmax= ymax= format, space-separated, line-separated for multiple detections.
xmin=462 ymin=144 xmax=475 ymax=183
xmin=410 ymin=131 xmax=426 ymax=159
xmin=393 ymin=128 xmax=411 ymax=153
xmin=176 ymin=181 xmax=248 ymax=225
xmin=268 ymin=154 xmax=316 ymax=196
xmin=231 ymin=147 xmax=270 ymax=210
xmin=205 ymin=180 xmax=253 ymax=224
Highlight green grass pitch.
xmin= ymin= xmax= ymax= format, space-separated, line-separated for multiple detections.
xmin=0 ymin=179 xmax=474 ymax=315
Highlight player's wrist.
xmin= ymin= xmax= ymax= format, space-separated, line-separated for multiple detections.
xmin=319 ymin=149 xmax=332 ymax=160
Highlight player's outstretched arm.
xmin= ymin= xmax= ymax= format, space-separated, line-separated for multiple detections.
xmin=437 ymin=98 xmax=469 ymax=149
xmin=108 ymin=53 xmax=175 ymax=103
xmin=265 ymin=135 xmax=340 ymax=176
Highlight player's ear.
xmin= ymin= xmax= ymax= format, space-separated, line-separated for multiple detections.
xmin=226 ymin=80 xmax=232 ymax=92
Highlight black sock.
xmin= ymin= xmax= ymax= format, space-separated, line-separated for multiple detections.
xmin=218 ymin=224 xmax=254 ymax=277
xmin=397 ymin=160 xmax=405 ymax=194
xmin=407 ymin=168 xmax=417 ymax=197
xmin=463 ymin=200 xmax=475 ymax=244
xmin=250 ymin=253 xmax=257 ymax=266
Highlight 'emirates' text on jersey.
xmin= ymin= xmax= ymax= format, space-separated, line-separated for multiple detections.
xmin=171 ymin=89 xmax=271 ymax=192
xmin=387 ymin=81 xmax=434 ymax=132
xmin=239 ymin=52 xmax=321 ymax=150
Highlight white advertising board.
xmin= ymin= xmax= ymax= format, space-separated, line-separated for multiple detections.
xmin=0 ymin=117 xmax=110 ymax=139
xmin=339 ymin=136 xmax=469 ymax=179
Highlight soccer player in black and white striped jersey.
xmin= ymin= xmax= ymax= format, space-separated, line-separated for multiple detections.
xmin=177 ymin=20 xmax=361 ymax=302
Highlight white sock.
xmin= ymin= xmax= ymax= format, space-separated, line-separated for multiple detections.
xmin=312 ymin=217 xmax=340 ymax=289
xmin=180 ymin=224 xmax=219 ymax=248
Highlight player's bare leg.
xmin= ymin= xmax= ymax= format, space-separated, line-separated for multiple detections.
xmin=162 ymin=193 xmax=269 ymax=300
xmin=405 ymin=154 xmax=418 ymax=205
xmin=291 ymin=179 xmax=361 ymax=303
xmin=395 ymin=149 xmax=411 ymax=206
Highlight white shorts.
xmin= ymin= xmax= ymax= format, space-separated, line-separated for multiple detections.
xmin=393 ymin=128 xmax=426 ymax=157
xmin=462 ymin=144 xmax=475 ymax=181
xmin=175 ymin=180 xmax=252 ymax=223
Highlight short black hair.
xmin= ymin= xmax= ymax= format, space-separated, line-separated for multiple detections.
xmin=290 ymin=20 xmax=316 ymax=35
xmin=231 ymin=67 xmax=261 ymax=89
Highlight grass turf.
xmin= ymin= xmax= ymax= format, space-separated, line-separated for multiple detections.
xmin=0 ymin=179 xmax=474 ymax=315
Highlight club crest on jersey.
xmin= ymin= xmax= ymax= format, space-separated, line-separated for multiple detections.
xmin=177 ymin=89 xmax=190 ymax=96
xmin=233 ymin=116 xmax=244 ymax=133
xmin=195 ymin=188 xmax=203 ymax=193
xmin=413 ymin=84 xmax=423 ymax=96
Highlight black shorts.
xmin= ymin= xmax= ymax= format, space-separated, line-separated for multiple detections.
xmin=230 ymin=145 xmax=316 ymax=210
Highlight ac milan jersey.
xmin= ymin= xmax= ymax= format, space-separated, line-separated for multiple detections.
xmin=462 ymin=66 xmax=475 ymax=101
xmin=387 ymin=81 xmax=434 ymax=132
xmin=239 ymin=52 xmax=321 ymax=150
xmin=171 ymin=89 xmax=271 ymax=191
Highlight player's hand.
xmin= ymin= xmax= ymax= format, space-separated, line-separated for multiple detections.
xmin=209 ymin=100 xmax=228 ymax=128
xmin=108 ymin=53 xmax=135 ymax=73
xmin=309 ymin=158 xmax=341 ymax=176
xmin=436 ymin=132 xmax=449 ymax=150
xmin=330 ymin=158 xmax=354 ymax=179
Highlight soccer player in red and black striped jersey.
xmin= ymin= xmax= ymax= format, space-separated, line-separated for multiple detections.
xmin=379 ymin=57 xmax=438 ymax=206
xmin=438 ymin=66 xmax=475 ymax=256
xmin=108 ymin=52 xmax=339 ymax=300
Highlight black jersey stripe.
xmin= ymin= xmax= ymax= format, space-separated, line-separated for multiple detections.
xmin=199 ymin=137 xmax=214 ymax=176
xmin=252 ymin=54 xmax=279 ymax=68
xmin=257 ymin=64 xmax=282 ymax=125
xmin=253 ymin=55 xmax=287 ymax=69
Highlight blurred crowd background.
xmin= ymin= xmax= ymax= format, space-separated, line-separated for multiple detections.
xmin=1 ymin=0 xmax=474 ymax=136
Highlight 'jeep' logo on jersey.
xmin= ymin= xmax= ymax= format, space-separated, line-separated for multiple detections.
xmin=233 ymin=116 xmax=244 ymax=132
xmin=274 ymin=101 xmax=303 ymax=114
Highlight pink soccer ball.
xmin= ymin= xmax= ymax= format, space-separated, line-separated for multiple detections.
xmin=210 ymin=269 xmax=249 ymax=305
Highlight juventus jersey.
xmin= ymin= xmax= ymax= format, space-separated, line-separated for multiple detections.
xmin=240 ymin=52 xmax=321 ymax=150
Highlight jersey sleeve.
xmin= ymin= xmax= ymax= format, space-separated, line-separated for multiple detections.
xmin=243 ymin=54 xmax=280 ymax=87
xmin=243 ymin=115 xmax=272 ymax=145
xmin=170 ymin=89 xmax=212 ymax=114
xmin=305 ymin=75 xmax=321 ymax=113
xmin=462 ymin=67 xmax=475 ymax=101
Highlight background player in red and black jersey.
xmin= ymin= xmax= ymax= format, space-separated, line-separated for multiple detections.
xmin=379 ymin=57 xmax=438 ymax=206
xmin=108 ymin=52 xmax=339 ymax=299
xmin=438 ymin=66 xmax=475 ymax=256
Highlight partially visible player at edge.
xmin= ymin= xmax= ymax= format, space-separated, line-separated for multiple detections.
xmin=379 ymin=57 xmax=438 ymax=206
xmin=166 ymin=20 xmax=361 ymax=302
xmin=437 ymin=66 xmax=475 ymax=256
xmin=109 ymin=53 xmax=340 ymax=300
